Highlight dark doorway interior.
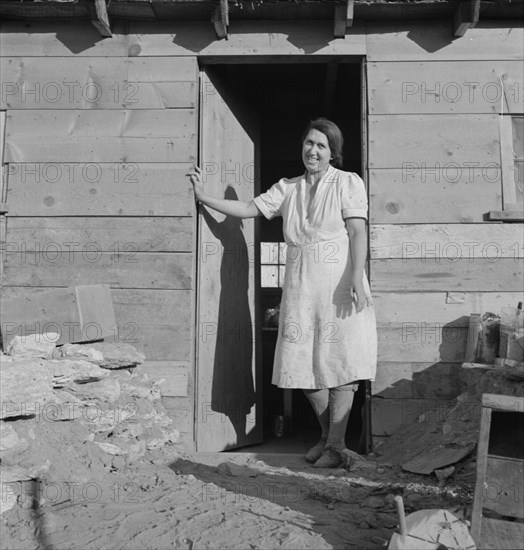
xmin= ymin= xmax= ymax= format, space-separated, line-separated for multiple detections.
xmin=208 ymin=61 xmax=365 ymax=453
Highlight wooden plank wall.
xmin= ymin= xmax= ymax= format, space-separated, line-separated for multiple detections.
xmin=1 ymin=19 xmax=523 ymax=446
xmin=0 ymin=39 xmax=198 ymax=447
xmin=366 ymin=22 xmax=524 ymax=434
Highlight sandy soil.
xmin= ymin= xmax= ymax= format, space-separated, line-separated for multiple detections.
xmin=1 ymin=442 xmax=473 ymax=550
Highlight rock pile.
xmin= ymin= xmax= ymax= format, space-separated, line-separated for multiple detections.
xmin=0 ymin=334 xmax=180 ymax=514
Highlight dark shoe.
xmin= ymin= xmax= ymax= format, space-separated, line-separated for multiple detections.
xmin=305 ymin=439 xmax=327 ymax=463
xmin=312 ymin=447 xmax=343 ymax=468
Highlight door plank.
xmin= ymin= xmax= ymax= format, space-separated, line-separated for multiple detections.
xmin=196 ymin=67 xmax=262 ymax=451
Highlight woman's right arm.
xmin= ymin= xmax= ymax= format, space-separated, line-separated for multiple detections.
xmin=187 ymin=165 xmax=261 ymax=219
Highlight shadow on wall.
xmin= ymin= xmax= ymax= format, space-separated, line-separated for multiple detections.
xmin=201 ymin=186 xmax=256 ymax=445
xmin=375 ymin=318 xmax=469 ymax=400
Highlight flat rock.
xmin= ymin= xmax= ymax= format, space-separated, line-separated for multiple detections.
xmin=435 ymin=465 xmax=455 ymax=484
xmin=53 ymin=342 xmax=145 ymax=369
xmin=95 ymin=441 xmax=126 ymax=455
xmin=146 ymin=428 xmax=180 ymax=450
xmin=0 ymin=423 xmax=28 ymax=456
xmin=402 ymin=442 xmax=476 ymax=475
xmin=51 ymin=344 xmax=104 ymax=363
xmin=90 ymin=342 xmax=145 ymax=369
xmin=0 ymin=358 xmax=55 ymax=419
xmin=5 ymin=333 xmax=59 ymax=358
xmin=64 ymin=377 xmax=121 ymax=403
xmin=40 ymin=390 xmax=86 ymax=422
xmin=47 ymin=359 xmax=109 ymax=387
xmin=362 ymin=496 xmax=384 ymax=509
xmin=0 ymin=464 xmax=34 ymax=514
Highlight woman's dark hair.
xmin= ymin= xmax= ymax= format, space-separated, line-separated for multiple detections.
xmin=301 ymin=118 xmax=344 ymax=168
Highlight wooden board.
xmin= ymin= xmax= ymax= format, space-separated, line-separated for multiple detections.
xmin=368 ymin=114 xmax=500 ymax=169
xmin=126 ymin=20 xmax=367 ymax=57
xmin=0 ymin=57 xmax=197 ymax=109
xmin=162 ymin=396 xmax=193 ymax=436
xmin=369 ymin=168 xmax=502 ymax=223
xmin=196 ymin=67 xmax=262 ymax=452
xmin=0 ymin=21 xmax=129 ymax=57
xmin=378 ymin=326 xmax=468 ymax=363
xmin=0 ymin=111 xmax=5 ymax=195
xmin=2 ymin=20 xmax=522 ymax=62
xmin=499 ymin=112 xmax=519 ymax=209
xmin=366 ymin=21 xmax=524 ymax=61
xmin=370 ymin=258 xmax=523 ymax=292
xmin=370 ymin=224 xmax=523 ymax=259
xmin=110 ymin=289 xmax=192 ymax=361
xmin=108 ymin=323 xmax=190 ymax=361
xmin=140 ymin=361 xmax=190 ymax=397
xmin=0 ymin=284 xmax=116 ymax=345
xmin=6 ymin=217 xmax=193 ymax=252
xmin=5 ymin=163 xmax=194 ymax=216
xmin=471 ymin=395 xmax=524 ymax=549
xmin=373 ymin=362 xmax=461 ymax=399
xmin=481 ymin=517 xmax=524 ymax=550
xmin=4 ymin=110 xmax=196 ymax=163
xmin=489 ymin=210 xmax=524 ymax=222
xmin=368 ymin=60 xmax=524 ymax=114
xmin=1 ymin=286 xmax=193 ymax=360
xmin=373 ymin=292 xmax=524 ymax=326
xmin=402 ymin=441 xmax=477 ymax=475
xmin=484 ymin=456 xmax=524 ymax=518
xmin=3 ymin=252 xmax=192 ymax=289
xmin=0 ymin=20 xmax=364 ymax=58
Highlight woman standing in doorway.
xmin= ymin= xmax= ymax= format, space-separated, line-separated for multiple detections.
xmin=187 ymin=118 xmax=377 ymax=468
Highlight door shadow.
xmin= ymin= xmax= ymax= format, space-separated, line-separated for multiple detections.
xmin=201 ymin=186 xmax=256 ymax=446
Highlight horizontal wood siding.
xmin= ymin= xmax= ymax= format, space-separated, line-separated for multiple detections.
xmin=367 ymin=38 xmax=524 ymax=420
xmin=369 ymin=169 xmax=502 ymax=223
xmin=6 ymin=163 xmax=194 ymax=216
xmin=369 ymin=114 xmax=501 ymax=169
xmin=4 ymin=110 xmax=196 ymax=163
xmin=370 ymin=224 xmax=523 ymax=260
xmin=368 ymin=61 xmax=523 ymax=115
xmin=366 ymin=22 xmax=524 ymax=61
xmin=1 ymin=19 xmax=523 ymax=447
xmin=1 ymin=51 xmax=199 ymax=449
xmin=0 ymin=21 xmax=366 ymax=58
xmin=6 ymin=217 xmax=193 ymax=251
xmin=1 ymin=57 xmax=196 ymax=109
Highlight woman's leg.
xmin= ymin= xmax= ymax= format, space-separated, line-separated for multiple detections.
xmin=302 ymin=388 xmax=329 ymax=462
xmin=311 ymin=383 xmax=356 ymax=467
xmin=326 ymin=383 xmax=356 ymax=450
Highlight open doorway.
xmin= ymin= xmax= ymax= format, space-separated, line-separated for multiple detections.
xmin=197 ymin=60 xmax=367 ymax=453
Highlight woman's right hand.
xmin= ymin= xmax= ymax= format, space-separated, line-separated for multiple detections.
xmin=186 ymin=165 xmax=205 ymax=203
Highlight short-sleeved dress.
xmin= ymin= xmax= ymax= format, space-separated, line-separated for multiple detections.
xmin=253 ymin=165 xmax=377 ymax=389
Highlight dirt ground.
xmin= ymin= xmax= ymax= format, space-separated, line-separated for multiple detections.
xmin=1 ymin=439 xmax=473 ymax=550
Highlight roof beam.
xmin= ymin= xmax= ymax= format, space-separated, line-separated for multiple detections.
xmin=212 ymin=0 xmax=229 ymax=40
xmin=91 ymin=0 xmax=112 ymax=38
xmin=334 ymin=0 xmax=354 ymax=38
xmin=453 ymin=0 xmax=480 ymax=38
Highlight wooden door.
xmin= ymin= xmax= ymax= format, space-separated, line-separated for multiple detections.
xmin=195 ymin=67 xmax=262 ymax=451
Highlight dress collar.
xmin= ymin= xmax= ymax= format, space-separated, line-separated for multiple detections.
xmin=303 ymin=164 xmax=336 ymax=186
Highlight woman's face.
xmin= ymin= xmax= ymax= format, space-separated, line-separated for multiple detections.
xmin=302 ymin=129 xmax=332 ymax=175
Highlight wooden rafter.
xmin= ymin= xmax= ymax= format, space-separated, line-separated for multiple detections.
xmin=453 ymin=0 xmax=480 ymax=38
xmin=91 ymin=0 xmax=112 ymax=38
xmin=334 ymin=0 xmax=354 ymax=39
xmin=212 ymin=0 xmax=229 ymax=40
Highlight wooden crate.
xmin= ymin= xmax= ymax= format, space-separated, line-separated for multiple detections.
xmin=471 ymin=393 xmax=524 ymax=549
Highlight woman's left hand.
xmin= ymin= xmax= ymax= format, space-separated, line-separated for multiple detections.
xmin=352 ymin=281 xmax=372 ymax=313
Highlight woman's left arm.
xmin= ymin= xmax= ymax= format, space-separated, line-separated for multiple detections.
xmin=345 ymin=217 xmax=372 ymax=312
